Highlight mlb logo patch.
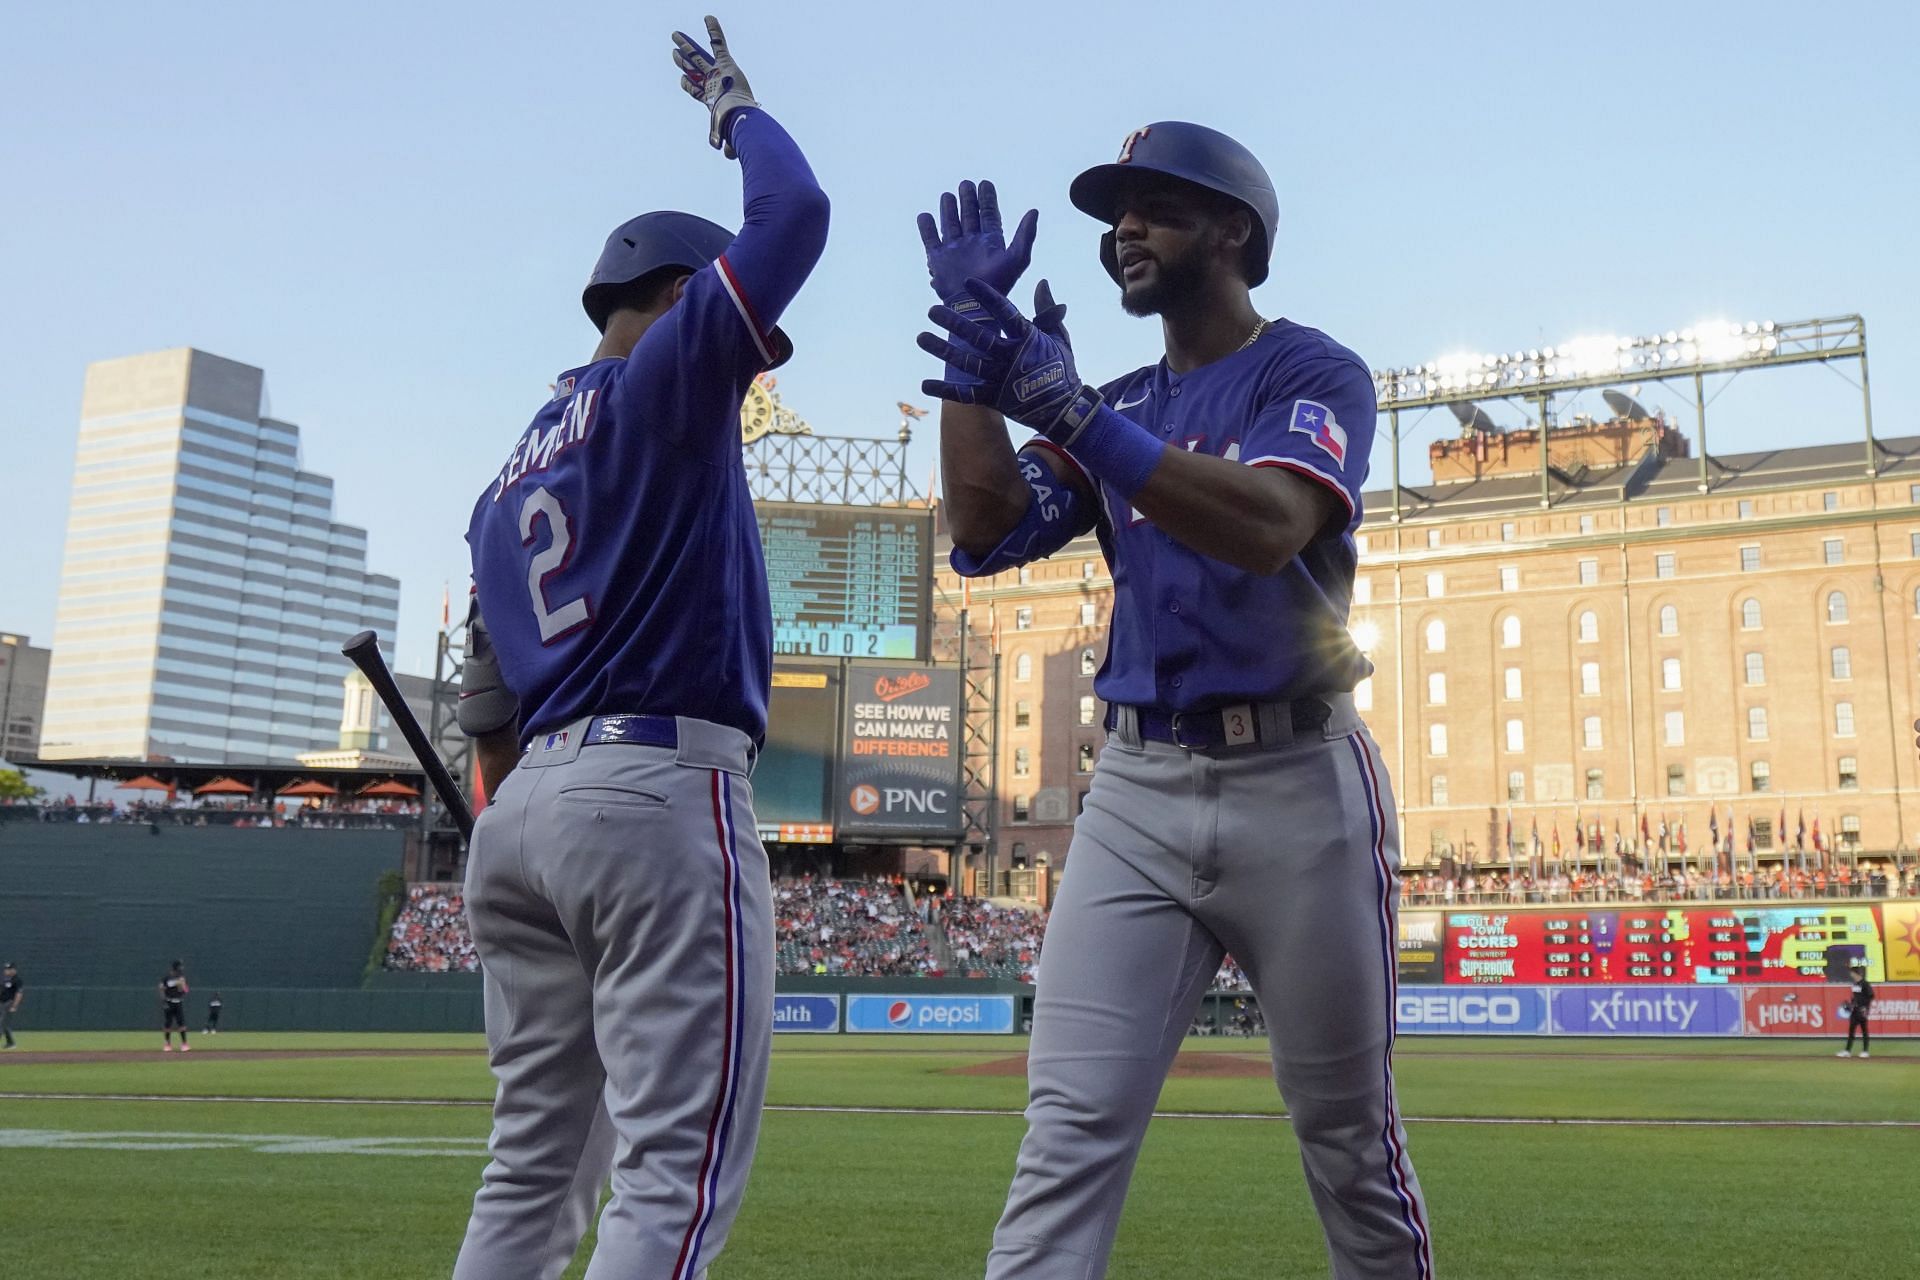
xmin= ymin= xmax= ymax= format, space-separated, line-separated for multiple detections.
xmin=541 ymin=730 xmax=570 ymax=752
xmin=1288 ymin=399 xmax=1347 ymax=465
xmin=550 ymin=376 xmax=576 ymax=402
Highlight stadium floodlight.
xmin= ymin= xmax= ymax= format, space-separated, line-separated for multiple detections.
xmin=1368 ymin=314 xmax=1874 ymax=522
xmin=1375 ymin=315 xmax=1844 ymax=411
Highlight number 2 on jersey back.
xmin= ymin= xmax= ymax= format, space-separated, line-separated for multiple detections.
xmin=519 ymin=486 xmax=591 ymax=642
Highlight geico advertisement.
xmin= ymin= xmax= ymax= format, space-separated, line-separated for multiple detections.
xmin=1395 ymin=985 xmax=1549 ymax=1034
xmin=835 ymin=665 xmax=964 ymax=835
xmin=845 ymin=994 xmax=1015 ymax=1034
xmin=1744 ymin=982 xmax=1920 ymax=1036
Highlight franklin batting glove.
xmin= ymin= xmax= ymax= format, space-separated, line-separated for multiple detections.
xmin=919 ymin=277 xmax=1095 ymax=434
xmin=916 ymin=180 xmax=1039 ymax=321
xmin=672 ymin=15 xmax=760 ymax=158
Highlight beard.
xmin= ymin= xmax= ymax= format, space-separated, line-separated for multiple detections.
xmin=1118 ymin=240 xmax=1212 ymax=317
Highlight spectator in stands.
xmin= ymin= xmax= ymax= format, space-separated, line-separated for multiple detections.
xmin=943 ymin=896 xmax=1047 ymax=981
xmin=772 ymin=876 xmax=940 ymax=978
xmin=385 ymin=884 xmax=480 ymax=974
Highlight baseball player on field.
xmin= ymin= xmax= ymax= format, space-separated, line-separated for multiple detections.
xmin=917 ymin=122 xmax=1433 ymax=1278
xmin=159 ymin=960 xmax=191 ymax=1053
xmin=450 ymin=16 xmax=828 ymax=1278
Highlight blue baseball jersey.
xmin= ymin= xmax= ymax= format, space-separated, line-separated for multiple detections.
xmin=467 ymin=109 xmax=828 ymax=746
xmin=954 ymin=320 xmax=1376 ymax=710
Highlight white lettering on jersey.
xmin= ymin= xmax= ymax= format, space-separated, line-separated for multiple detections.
xmin=493 ymin=388 xmax=599 ymax=502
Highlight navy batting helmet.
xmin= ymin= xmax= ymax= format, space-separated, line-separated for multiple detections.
xmin=1069 ymin=122 xmax=1280 ymax=287
xmin=582 ymin=211 xmax=793 ymax=367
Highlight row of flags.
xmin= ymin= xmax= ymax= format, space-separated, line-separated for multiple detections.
xmin=1496 ymin=804 xmax=1837 ymax=871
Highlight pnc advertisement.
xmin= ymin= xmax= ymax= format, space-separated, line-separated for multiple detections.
xmin=834 ymin=664 xmax=965 ymax=837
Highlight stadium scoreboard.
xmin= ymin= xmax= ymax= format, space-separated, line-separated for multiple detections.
xmin=1420 ymin=905 xmax=1891 ymax=984
xmin=756 ymin=501 xmax=934 ymax=661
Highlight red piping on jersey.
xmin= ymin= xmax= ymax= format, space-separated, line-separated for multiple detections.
xmin=714 ymin=254 xmax=777 ymax=366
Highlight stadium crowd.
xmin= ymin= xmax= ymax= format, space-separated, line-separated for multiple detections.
xmin=377 ymin=859 xmax=1920 ymax=975
xmin=939 ymin=896 xmax=1045 ymax=980
xmin=383 ymin=884 xmax=479 ymax=973
xmin=378 ymin=874 xmax=1288 ymax=990
xmin=1399 ymin=862 xmax=1917 ymax=905
xmin=772 ymin=875 xmax=943 ymax=977
xmin=10 ymin=798 xmax=420 ymax=830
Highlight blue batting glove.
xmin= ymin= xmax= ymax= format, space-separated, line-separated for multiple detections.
xmin=916 ymin=180 xmax=1038 ymax=320
xmin=1030 ymin=277 xmax=1070 ymax=349
xmin=918 ymin=277 xmax=1099 ymax=435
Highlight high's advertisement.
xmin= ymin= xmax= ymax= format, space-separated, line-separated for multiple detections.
xmin=1743 ymin=982 xmax=1920 ymax=1037
xmin=834 ymin=665 xmax=965 ymax=838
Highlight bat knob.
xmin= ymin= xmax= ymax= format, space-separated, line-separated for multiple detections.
xmin=342 ymin=630 xmax=379 ymax=657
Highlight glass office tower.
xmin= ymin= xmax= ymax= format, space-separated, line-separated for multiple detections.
xmin=40 ymin=349 xmax=400 ymax=761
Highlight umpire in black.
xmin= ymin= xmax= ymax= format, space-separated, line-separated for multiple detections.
xmin=1837 ymin=960 xmax=1874 ymax=1059
xmin=1 ymin=962 xmax=21 ymax=1048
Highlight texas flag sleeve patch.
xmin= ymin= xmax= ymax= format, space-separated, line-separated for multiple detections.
xmin=1287 ymin=399 xmax=1348 ymax=465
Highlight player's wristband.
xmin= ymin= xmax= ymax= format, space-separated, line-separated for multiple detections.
xmin=1043 ymin=396 xmax=1164 ymax=499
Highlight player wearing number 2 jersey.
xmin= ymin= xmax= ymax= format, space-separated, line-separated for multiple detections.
xmin=918 ymin=123 xmax=1432 ymax=1278
xmin=451 ymin=18 xmax=827 ymax=1280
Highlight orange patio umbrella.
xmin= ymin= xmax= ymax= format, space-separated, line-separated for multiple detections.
xmin=194 ymin=777 xmax=254 ymax=796
xmin=277 ymin=779 xmax=340 ymax=798
xmin=119 ymin=775 xmax=173 ymax=792
xmin=358 ymin=779 xmax=421 ymax=798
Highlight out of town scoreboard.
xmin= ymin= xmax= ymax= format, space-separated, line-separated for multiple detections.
xmin=756 ymin=501 xmax=934 ymax=661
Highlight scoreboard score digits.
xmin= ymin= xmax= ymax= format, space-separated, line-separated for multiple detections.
xmin=757 ymin=501 xmax=934 ymax=661
xmin=1432 ymin=905 xmax=1890 ymax=985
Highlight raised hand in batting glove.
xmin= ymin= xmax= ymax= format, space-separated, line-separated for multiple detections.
xmin=916 ymin=181 xmax=1038 ymax=322
xmin=672 ymin=15 xmax=760 ymax=158
xmin=919 ymin=277 xmax=1101 ymax=439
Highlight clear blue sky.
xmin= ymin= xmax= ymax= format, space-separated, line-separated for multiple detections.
xmin=3 ymin=1 xmax=1916 ymax=674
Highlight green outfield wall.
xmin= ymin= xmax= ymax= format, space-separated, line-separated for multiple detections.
xmin=0 ymin=824 xmax=405 ymax=987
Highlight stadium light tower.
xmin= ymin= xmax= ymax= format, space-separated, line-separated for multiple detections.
xmin=1371 ymin=314 xmax=1872 ymax=519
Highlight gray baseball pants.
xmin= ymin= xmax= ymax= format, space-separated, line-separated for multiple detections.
xmin=986 ymin=695 xmax=1433 ymax=1279
xmin=453 ymin=715 xmax=772 ymax=1280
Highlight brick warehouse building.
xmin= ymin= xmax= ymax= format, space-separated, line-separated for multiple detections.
xmin=936 ymin=413 xmax=1920 ymax=897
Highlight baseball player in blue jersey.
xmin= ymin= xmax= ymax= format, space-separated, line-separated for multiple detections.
xmin=917 ymin=123 xmax=1433 ymax=1278
xmin=450 ymin=17 xmax=828 ymax=1279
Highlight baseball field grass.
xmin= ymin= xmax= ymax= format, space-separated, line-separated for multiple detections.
xmin=1 ymin=1032 xmax=1912 ymax=1278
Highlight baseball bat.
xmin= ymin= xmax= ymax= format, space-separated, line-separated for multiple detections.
xmin=340 ymin=629 xmax=474 ymax=841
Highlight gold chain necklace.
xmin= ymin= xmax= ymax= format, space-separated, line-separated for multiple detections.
xmin=1238 ymin=319 xmax=1268 ymax=352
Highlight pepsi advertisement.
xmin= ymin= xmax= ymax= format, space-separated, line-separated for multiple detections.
xmin=845 ymin=993 xmax=1015 ymax=1034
